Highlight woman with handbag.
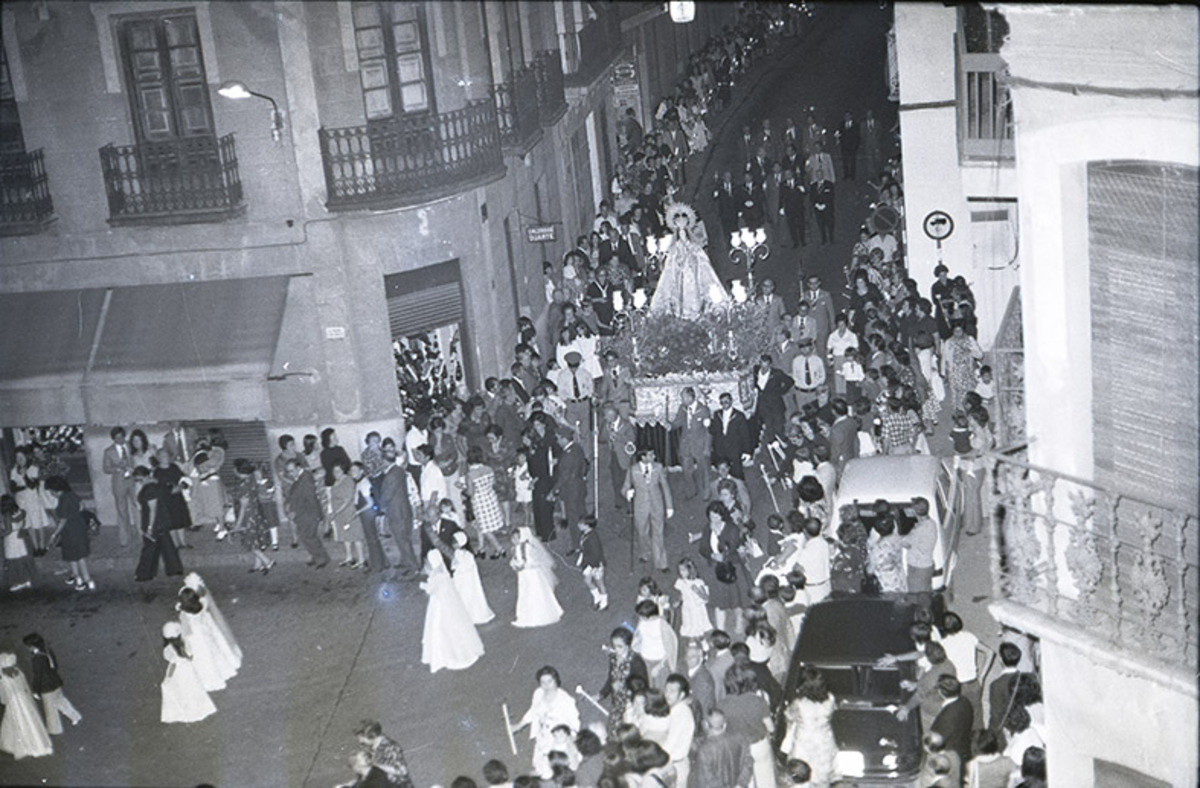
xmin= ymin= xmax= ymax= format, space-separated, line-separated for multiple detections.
xmin=696 ymin=501 xmax=746 ymax=635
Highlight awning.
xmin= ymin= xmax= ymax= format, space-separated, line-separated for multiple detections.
xmin=0 ymin=289 xmax=106 ymax=426
xmin=0 ymin=276 xmax=291 ymax=427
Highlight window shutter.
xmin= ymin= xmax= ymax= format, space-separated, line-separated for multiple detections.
xmin=1088 ymin=161 xmax=1199 ymax=512
xmin=384 ymin=260 xmax=465 ymax=339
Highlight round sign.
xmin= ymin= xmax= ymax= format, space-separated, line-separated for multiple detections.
xmin=923 ymin=210 xmax=954 ymax=241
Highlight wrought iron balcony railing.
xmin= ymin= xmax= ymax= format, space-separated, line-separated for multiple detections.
xmin=533 ymin=49 xmax=567 ymax=126
xmin=99 ymin=134 xmax=244 ymax=226
xmin=492 ymin=64 xmax=541 ymax=152
xmin=319 ymin=100 xmax=505 ymax=212
xmin=0 ymin=148 xmax=54 ymax=235
xmin=563 ymin=13 xmax=623 ymax=88
xmin=987 ymin=453 xmax=1198 ymax=671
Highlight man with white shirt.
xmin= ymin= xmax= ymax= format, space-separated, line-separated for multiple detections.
xmin=101 ymin=427 xmax=136 ymax=547
xmin=554 ymin=352 xmax=593 ymax=455
xmin=791 ymin=338 xmax=827 ymax=410
xmin=603 ymin=403 xmax=636 ymax=514
xmin=415 ymin=444 xmax=447 ymax=523
xmin=671 ymin=387 xmax=711 ymax=500
xmin=937 ymin=611 xmax=992 ymax=730
xmin=404 ymin=414 xmax=429 ymax=480
xmin=663 ymin=674 xmax=697 ymax=786
xmin=796 ymin=516 xmax=831 ymax=603
xmin=757 ymin=278 xmax=786 ymax=327
xmin=793 ymin=301 xmax=819 ymax=348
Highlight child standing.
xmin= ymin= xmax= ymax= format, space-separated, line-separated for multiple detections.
xmin=511 ymin=527 xmax=564 ymax=628
xmin=512 ymin=449 xmax=534 ymax=532
xmin=673 ymin=557 xmax=713 ymax=642
xmin=160 ymin=622 xmax=217 ymax=724
xmin=631 ymin=599 xmax=678 ymax=690
xmin=22 ymin=633 xmax=82 ymax=735
xmin=577 ymin=515 xmax=608 ymax=611
xmin=2 ymin=494 xmax=36 ymax=592
xmin=420 ymin=551 xmax=485 ymax=673
xmin=635 ymin=577 xmax=672 ymax=627
xmin=451 ymin=531 xmax=495 ymax=625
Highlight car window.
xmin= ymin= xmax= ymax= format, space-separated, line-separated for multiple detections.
xmin=865 ymin=665 xmax=905 ymax=702
xmin=818 ymin=666 xmax=858 ymax=698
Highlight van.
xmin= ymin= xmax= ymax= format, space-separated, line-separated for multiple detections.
xmin=830 ymin=455 xmax=963 ymax=591
xmin=779 ymin=596 xmax=927 ymax=786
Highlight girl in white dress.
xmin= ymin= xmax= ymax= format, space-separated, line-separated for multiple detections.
xmin=176 ymin=589 xmax=238 ymax=692
xmin=178 ymin=582 xmax=242 ymax=673
xmin=673 ymin=557 xmax=713 ymax=640
xmin=181 ymin=572 xmax=241 ymax=666
xmin=160 ymin=622 xmax=217 ymax=724
xmin=451 ymin=532 xmax=494 ymax=625
xmin=420 ymin=551 xmax=485 ymax=673
xmin=0 ymin=652 xmax=52 ymax=759
xmin=511 ymin=527 xmax=563 ymax=628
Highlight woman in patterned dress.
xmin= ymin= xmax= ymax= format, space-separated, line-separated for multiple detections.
xmin=230 ymin=459 xmax=273 ymax=575
xmin=866 ymin=513 xmax=907 ymax=594
xmin=464 ymin=446 xmax=506 ymax=560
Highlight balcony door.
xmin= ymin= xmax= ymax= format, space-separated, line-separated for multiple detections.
xmin=352 ymin=1 xmax=436 ymax=122
xmin=119 ymin=14 xmax=214 ymax=144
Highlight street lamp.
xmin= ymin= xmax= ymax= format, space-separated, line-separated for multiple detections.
xmin=217 ymin=80 xmax=284 ymax=142
xmin=729 ymin=226 xmax=769 ymax=292
xmin=668 ymin=2 xmax=696 ymax=24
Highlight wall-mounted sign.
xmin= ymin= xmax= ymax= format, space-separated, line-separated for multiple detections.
xmin=923 ymin=210 xmax=955 ymax=242
xmin=526 ymin=225 xmax=557 ymax=243
xmin=325 ymin=326 xmax=347 ymax=340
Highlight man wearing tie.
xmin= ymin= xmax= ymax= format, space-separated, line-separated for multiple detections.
xmin=708 ymin=393 xmax=754 ymax=481
xmin=764 ymin=162 xmax=785 ymax=248
xmin=713 ymin=171 xmax=740 ymax=242
xmin=598 ymin=349 xmax=635 ymax=418
xmin=793 ymin=301 xmax=819 ymax=348
xmin=670 ymin=387 xmax=711 ymax=500
xmin=862 ymin=109 xmax=882 ymax=180
xmin=102 ymin=427 xmax=136 ymax=547
xmin=837 ymin=111 xmax=860 ymax=180
xmin=552 ymin=427 xmax=589 ymax=553
xmin=752 ymin=353 xmax=795 ymax=448
xmin=603 ymin=403 xmax=636 ymax=513
xmin=804 ymin=274 xmax=838 ymax=357
xmin=757 ymin=279 xmax=786 ymax=328
xmin=791 ymin=338 xmax=828 ymax=411
xmin=555 ymin=352 xmax=593 ymax=458
xmin=623 ymin=449 xmax=674 ymax=571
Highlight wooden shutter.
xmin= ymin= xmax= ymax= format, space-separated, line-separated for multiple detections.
xmin=120 ymin=14 xmax=213 ymax=143
xmin=1088 ymin=161 xmax=1199 ymax=512
xmin=384 ymin=260 xmax=465 ymax=339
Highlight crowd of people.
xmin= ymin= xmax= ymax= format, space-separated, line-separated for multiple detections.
xmin=0 ymin=2 xmax=1040 ymax=786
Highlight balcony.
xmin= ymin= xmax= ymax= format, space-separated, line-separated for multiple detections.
xmin=533 ymin=49 xmax=568 ymax=126
xmin=562 ymin=13 xmax=623 ymax=88
xmin=956 ymin=50 xmax=1015 ymax=161
xmin=492 ymin=64 xmax=542 ymax=153
xmin=987 ymin=454 xmax=1198 ymax=672
xmin=0 ymin=148 xmax=55 ymax=235
xmin=319 ymin=101 xmax=505 ymax=212
xmin=99 ymin=134 xmax=244 ymax=226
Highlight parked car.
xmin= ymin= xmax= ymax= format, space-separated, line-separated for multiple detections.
xmin=779 ymin=596 xmax=926 ymax=786
xmin=830 ymin=454 xmax=964 ymax=591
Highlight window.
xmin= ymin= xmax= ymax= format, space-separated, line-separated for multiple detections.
xmin=956 ymin=4 xmax=1013 ymax=159
xmin=0 ymin=43 xmax=24 ymax=155
xmin=961 ymin=3 xmax=1009 ymax=54
xmin=353 ymin=1 xmax=434 ymax=120
xmin=118 ymin=13 xmax=214 ymax=142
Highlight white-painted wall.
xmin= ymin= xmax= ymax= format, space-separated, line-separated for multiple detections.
xmin=893 ymin=3 xmax=1020 ymax=349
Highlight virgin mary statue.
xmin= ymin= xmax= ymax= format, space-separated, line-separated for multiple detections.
xmin=648 ymin=201 xmax=728 ymax=319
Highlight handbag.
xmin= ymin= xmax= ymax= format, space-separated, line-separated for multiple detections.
xmin=715 ymin=560 xmax=738 ymax=584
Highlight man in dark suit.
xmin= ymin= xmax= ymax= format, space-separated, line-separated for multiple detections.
xmin=527 ymin=414 xmax=559 ymax=542
xmin=828 ymin=398 xmax=860 ymax=473
xmin=378 ymin=443 xmax=419 ymax=578
xmin=735 ymin=170 xmax=765 ymax=230
xmin=837 ymin=110 xmax=860 ymax=180
xmin=930 ymin=676 xmax=975 ymax=767
xmin=986 ymin=642 xmax=1036 ymax=732
xmin=553 ymin=427 xmax=589 ymax=552
xmin=764 ymin=162 xmax=785 ymax=247
xmin=709 ymin=392 xmax=755 ymax=480
xmin=285 ymin=459 xmax=330 ymax=568
xmin=670 ymin=386 xmax=711 ymax=500
xmin=781 ymin=167 xmax=807 ymax=247
xmin=132 ymin=467 xmax=183 ymax=581
xmin=603 ymin=403 xmax=636 ymax=514
xmin=751 ymin=354 xmax=794 ymax=448
xmin=712 ymin=170 xmax=740 ymax=241
xmin=757 ymin=278 xmax=787 ymax=329
xmin=745 ymin=145 xmax=771 ymax=185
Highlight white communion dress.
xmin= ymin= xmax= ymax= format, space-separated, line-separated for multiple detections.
xmin=451 ymin=547 xmax=495 ymax=625
xmin=511 ymin=529 xmax=564 ymax=628
xmin=420 ymin=552 xmax=485 ymax=673
xmin=160 ymin=645 xmax=218 ymax=724
xmin=0 ymin=663 xmax=53 ymax=759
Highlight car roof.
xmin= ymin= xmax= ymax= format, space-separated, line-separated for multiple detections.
xmin=794 ymin=597 xmax=916 ymax=663
xmin=835 ymin=455 xmax=943 ymax=505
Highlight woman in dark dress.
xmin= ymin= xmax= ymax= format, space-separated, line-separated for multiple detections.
xmin=319 ymin=428 xmax=352 ymax=489
xmin=45 ymin=477 xmax=94 ymax=591
xmin=153 ymin=449 xmax=192 ymax=550
xmin=598 ymin=627 xmax=649 ymax=742
xmin=698 ymin=501 xmax=747 ymax=636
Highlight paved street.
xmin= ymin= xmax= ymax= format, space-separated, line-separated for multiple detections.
xmin=0 ymin=5 xmax=998 ymax=786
